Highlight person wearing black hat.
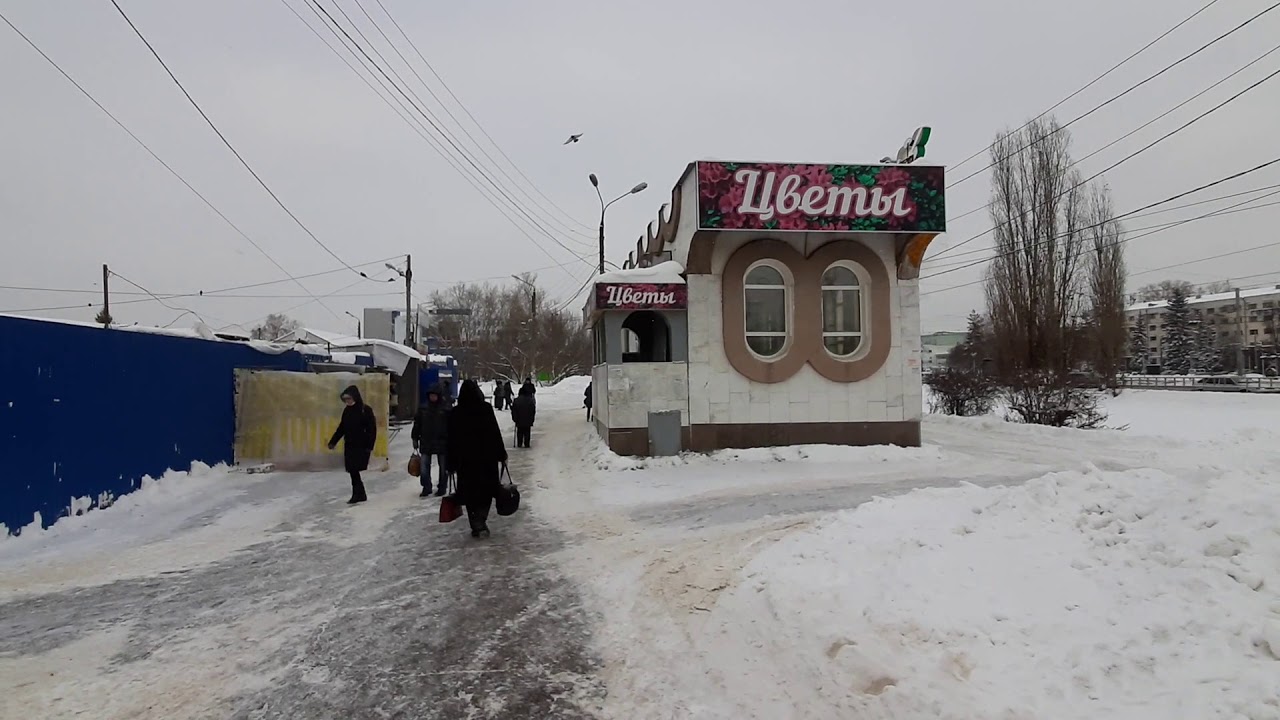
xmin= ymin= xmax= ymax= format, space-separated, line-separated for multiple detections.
xmin=411 ymin=383 xmax=451 ymax=497
xmin=328 ymin=385 xmax=377 ymax=504
xmin=446 ymin=379 xmax=508 ymax=538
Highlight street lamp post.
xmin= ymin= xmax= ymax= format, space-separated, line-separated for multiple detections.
xmin=344 ymin=311 xmax=361 ymax=339
xmin=589 ymin=174 xmax=647 ymax=275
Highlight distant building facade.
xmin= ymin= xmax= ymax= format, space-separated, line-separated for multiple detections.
xmin=1125 ymin=284 xmax=1280 ymax=373
xmin=921 ymin=330 xmax=966 ymax=371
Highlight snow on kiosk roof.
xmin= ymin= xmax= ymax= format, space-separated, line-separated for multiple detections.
xmin=588 ymin=159 xmax=947 ymax=457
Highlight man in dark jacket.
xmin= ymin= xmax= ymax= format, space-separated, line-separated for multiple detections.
xmin=446 ymin=380 xmax=508 ymax=538
xmin=328 ymin=385 xmax=377 ymax=504
xmin=510 ymin=382 xmax=537 ymax=448
xmin=584 ymin=382 xmax=593 ymax=421
xmin=411 ymin=384 xmax=450 ymax=497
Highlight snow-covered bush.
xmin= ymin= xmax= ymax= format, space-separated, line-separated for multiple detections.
xmin=1002 ymin=372 xmax=1107 ymax=428
xmin=924 ymin=367 xmax=997 ymax=417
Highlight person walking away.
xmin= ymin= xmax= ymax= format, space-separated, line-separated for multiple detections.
xmin=503 ymin=380 xmax=514 ymax=409
xmin=511 ymin=382 xmax=537 ymax=448
xmin=446 ymin=380 xmax=507 ymax=538
xmin=411 ymin=383 xmax=451 ymax=497
xmin=492 ymin=380 xmax=505 ymax=410
xmin=328 ymin=385 xmax=376 ymax=504
xmin=584 ymin=382 xmax=593 ymax=421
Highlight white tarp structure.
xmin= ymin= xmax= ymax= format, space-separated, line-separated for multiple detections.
xmin=285 ymin=328 xmax=425 ymax=376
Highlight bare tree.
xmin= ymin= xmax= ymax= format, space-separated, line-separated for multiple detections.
xmin=427 ymin=278 xmax=590 ymax=382
xmin=1133 ymin=279 xmax=1195 ymax=302
xmin=984 ymin=116 xmax=1089 ymax=379
xmin=251 ymin=313 xmax=300 ymax=341
xmin=1084 ymin=184 xmax=1127 ymax=386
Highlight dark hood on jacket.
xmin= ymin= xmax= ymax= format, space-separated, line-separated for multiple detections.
xmin=457 ymin=379 xmax=485 ymax=406
xmin=518 ymin=383 xmax=535 ymax=397
xmin=341 ymin=385 xmax=364 ymax=406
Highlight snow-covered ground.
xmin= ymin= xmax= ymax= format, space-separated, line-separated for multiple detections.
xmin=4 ymin=381 xmax=1278 ymax=718
xmin=524 ymin=382 xmax=1280 ymax=719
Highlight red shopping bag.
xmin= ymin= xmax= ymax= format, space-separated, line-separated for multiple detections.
xmin=439 ymin=496 xmax=463 ymax=523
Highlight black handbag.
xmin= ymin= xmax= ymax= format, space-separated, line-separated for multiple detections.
xmin=496 ymin=463 xmax=520 ymax=517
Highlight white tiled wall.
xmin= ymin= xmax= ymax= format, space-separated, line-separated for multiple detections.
xmin=686 ymin=238 xmax=924 ymax=425
xmin=605 ymin=362 xmax=690 ymax=428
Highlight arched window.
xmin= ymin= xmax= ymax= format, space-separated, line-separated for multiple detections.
xmin=744 ymin=262 xmax=789 ymax=358
xmin=821 ymin=263 xmax=864 ymax=358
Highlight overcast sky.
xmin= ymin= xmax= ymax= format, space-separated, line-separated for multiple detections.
xmin=3 ymin=0 xmax=1279 ymax=335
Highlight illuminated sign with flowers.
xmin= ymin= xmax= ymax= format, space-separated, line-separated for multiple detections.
xmin=696 ymin=161 xmax=945 ymax=233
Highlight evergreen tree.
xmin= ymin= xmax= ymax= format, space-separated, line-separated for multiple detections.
xmin=1193 ymin=314 xmax=1219 ymax=373
xmin=949 ymin=311 xmax=988 ymax=371
xmin=1129 ymin=321 xmax=1148 ymax=371
xmin=1163 ymin=286 xmax=1193 ymax=373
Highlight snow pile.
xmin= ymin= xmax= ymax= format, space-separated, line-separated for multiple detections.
xmin=1 ymin=461 xmax=226 ymax=541
xmin=595 ymin=261 xmax=685 ymax=284
xmin=703 ymin=467 xmax=1280 ymax=718
xmin=537 ymin=374 xmax=593 ymax=411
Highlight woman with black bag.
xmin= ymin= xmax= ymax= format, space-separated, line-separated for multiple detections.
xmin=446 ymin=379 xmax=508 ymax=538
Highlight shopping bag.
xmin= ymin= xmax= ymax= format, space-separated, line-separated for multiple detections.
xmin=439 ymin=496 xmax=463 ymax=523
xmin=407 ymin=453 xmax=421 ymax=478
xmin=496 ymin=463 xmax=520 ymax=517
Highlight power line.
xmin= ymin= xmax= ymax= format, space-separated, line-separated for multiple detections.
xmin=0 ymin=9 xmax=346 ymax=320
xmin=941 ymin=39 xmax=1280 ymax=229
xmin=929 ymin=63 xmax=1280 ymax=267
xmin=368 ymin=0 xmax=595 ymax=235
xmin=1128 ymin=238 xmax=1280 ymax=280
xmin=106 ymin=0 xmax=370 ymax=283
xmin=945 ymin=0 xmax=1280 ymax=190
xmin=947 ymin=0 xmax=1223 ymax=173
xmin=354 ymin=0 xmax=596 ymax=240
xmin=922 ymin=158 xmax=1280 ymax=281
xmin=921 ymin=187 xmax=1280 ymax=298
xmin=929 ymin=181 xmax=1280 ymax=267
xmin=303 ymin=0 xmax=596 ymax=266
xmin=279 ymin=0 xmax=584 ymax=273
xmin=287 ymin=0 xmax=592 ymax=271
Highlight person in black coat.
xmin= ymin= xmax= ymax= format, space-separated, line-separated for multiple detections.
xmin=411 ymin=384 xmax=450 ymax=498
xmin=510 ymin=382 xmax=537 ymax=448
xmin=446 ymin=379 xmax=508 ymax=538
xmin=328 ymin=385 xmax=377 ymax=504
xmin=584 ymin=382 xmax=593 ymax=421
xmin=492 ymin=380 xmax=506 ymax=410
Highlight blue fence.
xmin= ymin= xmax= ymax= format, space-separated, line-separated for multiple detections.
xmin=0 ymin=316 xmax=305 ymax=534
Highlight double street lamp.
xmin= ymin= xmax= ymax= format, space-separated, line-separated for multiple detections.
xmin=589 ymin=174 xmax=647 ymax=274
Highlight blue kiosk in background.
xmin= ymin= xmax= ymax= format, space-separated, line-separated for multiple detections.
xmin=419 ymin=353 xmax=458 ymax=404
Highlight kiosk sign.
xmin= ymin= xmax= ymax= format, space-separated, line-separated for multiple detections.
xmin=594 ymin=283 xmax=687 ymax=311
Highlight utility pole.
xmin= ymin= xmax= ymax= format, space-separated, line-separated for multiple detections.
xmin=404 ymin=254 xmax=413 ymax=348
xmin=101 ymin=264 xmax=110 ymax=326
xmin=1235 ymin=287 xmax=1246 ymax=375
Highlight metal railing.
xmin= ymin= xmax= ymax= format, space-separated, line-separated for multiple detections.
xmin=1120 ymin=374 xmax=1280 ymax=392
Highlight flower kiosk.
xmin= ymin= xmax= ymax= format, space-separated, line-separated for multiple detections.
xmin=588 ymin=160 xmax=946 ymax=456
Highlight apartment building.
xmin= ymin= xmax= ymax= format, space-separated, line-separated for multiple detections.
xmin=1125 ymin=284 xmax=1280 ymax=372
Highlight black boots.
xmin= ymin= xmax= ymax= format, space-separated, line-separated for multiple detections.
xmin=348 ymin=474 xmax=368 ymax=504
xmin=419 ymin=487 xmax=431 ymax=498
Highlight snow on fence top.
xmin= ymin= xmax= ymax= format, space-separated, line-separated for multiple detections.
xmin=0 ymin=314 xmax=300 ymax=355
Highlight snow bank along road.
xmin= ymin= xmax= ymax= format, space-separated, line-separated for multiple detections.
xmin=0 ymin=421 xmax=604 ymax=719
xmin=3 ymin=384 xmax=1278 ymax=718
xmin=528 ymin=383 xmax=1280 ymax=719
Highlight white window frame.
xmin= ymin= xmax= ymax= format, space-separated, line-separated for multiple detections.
xmin=743 ymin=260 xmax=792 ymax=360
xmin=820 ymin=261 xmax=869 ymax=360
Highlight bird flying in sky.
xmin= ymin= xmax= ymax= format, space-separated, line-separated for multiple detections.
xmin=563 ymin=133 xmax=582 ymax=145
